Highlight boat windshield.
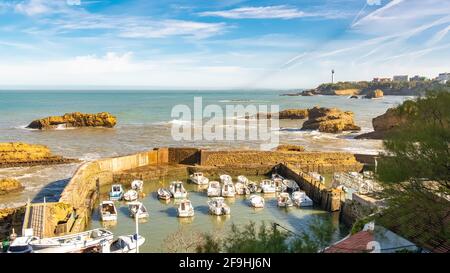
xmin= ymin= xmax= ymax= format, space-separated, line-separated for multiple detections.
xmin=8 ymin=245 xmax=31 ymax=253
xmin=113 ymin=186 xmax=121 ymax=192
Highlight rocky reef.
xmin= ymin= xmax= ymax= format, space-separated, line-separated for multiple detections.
xmin=0 ymin=178 xmax=24 ymax=195
xmin=27 ymin=112 xmax=117 ymax=130
xmin=364 ymin=89 xmax=384 ymax=99
xmin=275 ymin=144 xmax=306 ymax=152
xmin=0 ymin=142 xmax=77 ymax=167
xmin=248 ymin=108 xmax=308 ymax=119
xmin=356 ymin=107 xmax=406 ymax=139
xmin=301 ymin=106 xmax=361 ymax=133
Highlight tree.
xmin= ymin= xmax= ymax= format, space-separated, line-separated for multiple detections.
xmin=375 ymin=89 xmax=450 ymax=249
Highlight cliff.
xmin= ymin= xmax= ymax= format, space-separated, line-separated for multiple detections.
xmin=364 ymin=89 xmax=384 ymax=99
xmin=356 ymin=107 xmax=406 ymax=139
xmin=27 ymin=112 xmax=117 ymax=130
xmin=301 ymin=107 xmax=361 ymax=133
xmin=0 ymin=142 xmax=77 ymax=167
xmin=0 ymin=178 xmax=24 ymax=195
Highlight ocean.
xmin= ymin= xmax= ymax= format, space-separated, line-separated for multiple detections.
xmin=0 ymin=90 xmax=410 ymax=207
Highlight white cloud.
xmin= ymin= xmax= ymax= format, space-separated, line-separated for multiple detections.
xmin=15 ymin=0 xmax=50 ymax=16
xmin=199 ymin=5 xmax=308 ymax=19
xmin=67 ymin=0 xmax=81 ymax=6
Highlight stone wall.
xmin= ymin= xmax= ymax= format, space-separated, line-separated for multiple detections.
xmin=169 ymin=147 xmax=201 ymax=165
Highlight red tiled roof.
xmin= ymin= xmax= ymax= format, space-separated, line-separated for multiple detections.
xmin=324 ymin=231 xmax=374 ymax=253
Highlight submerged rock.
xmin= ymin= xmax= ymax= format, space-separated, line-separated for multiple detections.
xmin=0 ymin=142 xmax=77 ymax=167
xmin=0 ymin=178 xmax=24 ymax=195
xmin=356 ymin=107 xmax=406 ymax=139
xmin=27 ymin=112 xmax=117 ymax=130
xmin=301 ymin=106 xmax=361 ymax=133
xmin=364 ymin=89 xmax=384 ymax=99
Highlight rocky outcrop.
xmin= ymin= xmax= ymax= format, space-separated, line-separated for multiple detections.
xmin=0 ymin=142 xmax=77 ymax=167
xmin=350 ymin=95 xmax=359 ymax=99
xmin=0 ymin=207 xmax=25 ymax=241
xmin=247 ymin=109 xmax=308 ymax=119
xmin=356 ymin=107 xmax=406 ymax=139
xmin=334 ymin=89 xmax=360 ymax=96
xmin=0 ymin=178 xmax=24 ymax=195
xmin=301 ymin=107 xmax=361 ymax=133
xmin=364 ymin=89 xmax=384 ymax=99
xmin=27 ymin=112 xmax=117 ymax=130
xmin=275 ymin=144 xmax=306 ymax=152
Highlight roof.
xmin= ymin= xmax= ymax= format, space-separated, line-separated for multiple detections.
xmin=324 ymin=231 xmax=374 ymax=253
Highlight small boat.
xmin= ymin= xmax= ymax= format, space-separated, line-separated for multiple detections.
xmin=157 ymin=188 xmax=172 ymax=200
xmin=207 ymin=181 xmax=221 ymax=197
xmin=177 ymin=199 xmax=194 ymax=218
xmin=6 ymin=236 xmax=37 ymax=253
xmin=235 ymin=182 xmax=250 ymax=195
xmin=221 ymin=181 xmax=236 ymax=198
xmin=219 ymin=174 xmax=232 ymax=184
xmin=277 ymin=192 xmax=294 ymax=208
xmin=291 ymin=191 xmax=313 ymax=207
xmin=103 ymin=234 xmax=145 ymax=253
xmin=273 ymin=178 xmax=287 ymax=192
xmin=128 ymin=201 xmax=149 ymax=219
xmin=207 ymin=197 xmax=231 ymax=216
xmin=249 ymin=195 xmax=265 ymax=208
xmin=247 ymin=181 xmax=260 ymax=193
xmin=189 ymin=172 xmax=209 ymax=185
xmin=109 ymin=184 xmax=124 ymax=201
xmin=170 ymin=181 xmax=188 ymax=199
xmin=237 ymin=175 xmax=249 ymax=184
xmin=30 ymin=229 xmax=113 ymax=253
xmin=100 ymin=200 xmax=118 ymax=222
xmin=283 ymin=179 xmax=299 ymax=192
xmin=123 ymin=189 xmax=138 ymax=202
xmin=260 ymin=179 xmax=276 ymax=194
xmin=131 ymin=180 xmax=144 ymax=191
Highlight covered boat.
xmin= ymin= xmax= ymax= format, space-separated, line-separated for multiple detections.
xmin=131 ymin=180 xmax=144 ymax=191
xmin=100 ymin=200 xmax=118 ymax=222
xmin=260 ymin=179 xmax=276 ymax=194
xmin=177 ymin=199 xmax=194 ymax=218
xmin=169 ymin=181 xmax=188 ymax=199
xmin=189 ymin=172 xmax=209 ymax=185
xmin=207 ymin=181 xmax=221 ymax=197
xmin=277 ymin=192 xmax=294 ymax=208
xmin=219 ymin=174 xmax=232 ymax=184
xmin=249 ymin=195 xmax=265 ymax=208
xmin=207 ymin=197 xmax=231 ymax=216
xmin=128 ymin=201 xmax=149 ymax=219
xmin=157 ymin=188 xmax=172 ymax=200
xmin=291 ymin=191 xmax=313 ymax=207
xmin=221 ymin=181 xmax=236 ymax=198
xmin=109 ymin=184 xmax=124 ymax=201
xmin=102 ymin=234 xmax=145 ymax=253
xmin=123 ymin=189 xmax=138 ymax=202
xmin=235 ymin=181 xmax=250 ymax=195
xmin=30 ymin=229 xmax=113 ymax=253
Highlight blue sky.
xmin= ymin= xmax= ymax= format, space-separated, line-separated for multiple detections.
xmin=0 ymin=0 xmax=449 ymax=89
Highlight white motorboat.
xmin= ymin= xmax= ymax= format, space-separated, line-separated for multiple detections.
xmin=100 ymin=200 xmax=118 ymax=222
xmin=109 ymin=184 xmax=124 ymax=201
xmin=249 ymin=195 xmax=265 ymax=208
xmin=292 ymin=191 xmax=313 ymax=207
xmin=170 ymin=181 xmax=188 ymax=199
xmin=235 ymin=181 xmax=250 ymax=195
xmin=102 ymin=234 xmax=145 ymax=253
xmin=189 ymin=172 xmax=209 ymax=185
xmin=283 ymin=179 xmax=299 ymax=192
xmin=123 ymin=189 xmax=138 ymax=202
xmin=131 ymin=180 xmax=144 ymax=191
xmin=157 ymin=188 xmax=172 ymax=200
xmin=247 ymin=181 xmax=260 ymax=193
xmin=273 ymin=177 xmax=287 ymax=192
xmin=277 ymin=192 xmax=294 ymax=208
xmin=207 ymin=181 xmax=221 ymax=197
xmin=30 ymin=228 xmax=114 ymax=253
xmin=128 ymin=201 xmax=149 ymax=219
xmin=6 ymin=236 xmax=37 ymax=253
xmin=260 ymin=179 xmax=276 ymax=194
xmin=219 ymin=174 xmax=232 ymax=184
xmin=237 ymin=175 xmax=249 ymax=184
xmin=207 ymin=197 xmax=231 ymax=216
xmin=221 ymin=181 xmax=236 ymax=198
xmin=177 ymin=199 xmax=195 ymax=218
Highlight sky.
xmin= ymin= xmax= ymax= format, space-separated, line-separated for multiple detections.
xmin=0 ymin=0 xmax=449 ymax=90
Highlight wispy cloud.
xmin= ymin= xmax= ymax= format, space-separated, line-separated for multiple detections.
xmin=199 ymin=5 xmax=309 ymax=19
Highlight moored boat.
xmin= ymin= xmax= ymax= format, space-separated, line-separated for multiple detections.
xmin=128 ymin=201 xmax=149 ymax=219
xmin=219 ymin=174 xmax=232 ymax=184
xmin=291 ymin=191 xmax=313 ymax=207
xmin=235 ymin=181 xmax=250 ymax=195
xmin=109 ymin=184 xmax=124 ymax=201
xmin=260 ymin=179 xmax=276 ymax=194
xmin=221 ymin=181 xmax=236 ymax=198
xmin=123 ymin=189 xmax=138 ymax=202
xmin=207 ymin=197 xmax=231 ymax=216
xmin=6 ymin=236 xmax=37 ymax=253
xmin=237 ymin=175 xmax=249 ymax=184
xmin=131 ymin=180 xmax=144 ymax=191
xmin=189 ymin=172 xmax=209 ymax=185
xmin=100 ymin=200 xmax=118 ymax=222
xmin=157 ymin=188 xmax=172 ymax=200
xmin=272 ymin=173 xmax=284 ymax=180
xmin=248 ymin=195 xmax=265 ymax=208
xmin=247 ymin=181 xmax=260 ymax=193
xmin=277 ymin=192 xmax=294 ymax=208
xmin=102 ymin=234 xmax=145 ymax=253
xmin=207 ymin=181 xmax=221 ymax=197
xmin=283 ymin=179 xmax=299 ymax=192
xmin=169 ymin=181 xmax=188 ymax=199
xmin=177 ymin=199 xmax=194 ymax=218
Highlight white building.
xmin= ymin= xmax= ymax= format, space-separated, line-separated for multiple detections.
xmin=436 ymin=73 xmax=450 ymax=83
xmin=393 ymin=75 xmax=408 ymax=82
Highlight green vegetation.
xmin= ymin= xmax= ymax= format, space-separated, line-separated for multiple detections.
xmin=375 ymin=89 xmax=450 ymax=249
xmin=196 ymin=217 xmax=336 ymax=253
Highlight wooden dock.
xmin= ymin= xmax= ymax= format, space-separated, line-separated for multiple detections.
xmin=22 ymin=201 xmax=49 ymax=238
